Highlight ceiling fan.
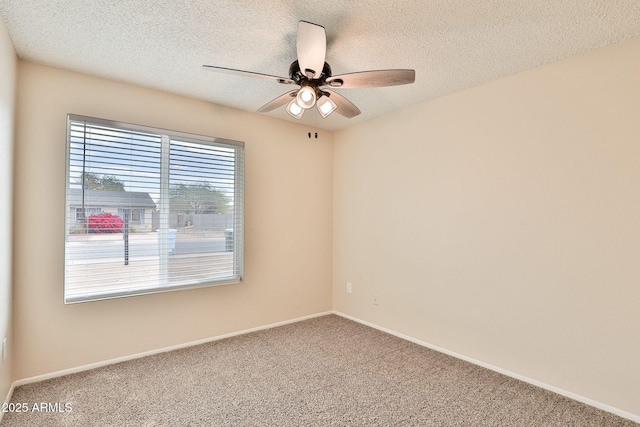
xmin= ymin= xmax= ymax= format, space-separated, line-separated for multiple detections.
xmin=203 ymin=21 xmax=415 ymax=120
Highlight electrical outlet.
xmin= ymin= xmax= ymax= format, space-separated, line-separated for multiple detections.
xmin=373 ymin=294 xmax=379 ymax=306
xmin=2 ymin=338 xmax=6 ymax=361
xmin=346 ymin=282 xmax=352 ymax=293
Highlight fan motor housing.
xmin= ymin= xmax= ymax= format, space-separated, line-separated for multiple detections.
xmin=289 ymin=60 xmax=332 ymax=83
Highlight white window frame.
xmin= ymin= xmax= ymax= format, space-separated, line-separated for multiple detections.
xmin=64 ymin=114 xmax=244 ymax=304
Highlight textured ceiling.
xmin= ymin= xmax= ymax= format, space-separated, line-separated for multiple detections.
xmin=1 ymin=1 xmax=639 ymax=131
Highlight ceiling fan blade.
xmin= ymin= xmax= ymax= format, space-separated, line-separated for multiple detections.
xmin=324 ymin=89 xmax=361 ymax=118
xmin=325 ymin=69 xmax=415 ymax=88
xmin=257 ymin=90 xmax=298 ymax=113
xmin=296 ymin=21 xmax=326 ymax=79
xmin=202 ymin=65 xmax=295 ymax=85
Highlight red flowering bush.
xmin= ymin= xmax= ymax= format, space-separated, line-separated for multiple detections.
xmin=87 ymin=213 xmax=124 ymax=233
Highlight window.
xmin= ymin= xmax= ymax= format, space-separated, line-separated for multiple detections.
xmin=131 ymin=209 xmax=142 ymax=223
xmin=73 ymin=207 xmax=101 ymax=222
xmin=118 ymin=208 xmax=144 ymax=224
xmin=65 ymin=115 xmax=244 ymax=303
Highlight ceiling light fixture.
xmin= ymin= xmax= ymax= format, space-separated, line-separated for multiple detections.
xmin=316 ymin=95 xmax=337 ymax=118
xmin=296 ymin=86 xmax=317 ymax=109
xmin=286 ymin=99 xmax=304 ymax=119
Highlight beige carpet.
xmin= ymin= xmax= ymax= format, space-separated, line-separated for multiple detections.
xmin=2 ymin=315 xmax=637 ymax=426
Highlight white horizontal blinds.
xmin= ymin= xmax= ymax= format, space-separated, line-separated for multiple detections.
xmin=65 ymin=115 xmax=244 ymax=303
xmin=66 ymin=119 xmax=163 ymax=302
xmin=168 ymin=139 xmax=240 ymax=283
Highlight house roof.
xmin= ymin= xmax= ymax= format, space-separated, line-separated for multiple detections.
xmin=68 ymin=188 xmax=156 ymax=209
xmin=1 ymin=2 xmax=639 ymax=131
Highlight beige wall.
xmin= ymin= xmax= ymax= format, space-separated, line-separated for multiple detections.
xmin=333 ymin=36 xmax=640 ymax=417
xmin=0 ymin=16 xmax=16 ymax=404
xmin=13 ymin=61 xmax=333 ymax=379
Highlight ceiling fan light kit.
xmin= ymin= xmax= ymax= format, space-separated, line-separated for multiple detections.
xmin=317 ymin=95 xmax=337 ymax=118
xmin=286 ymin=99 xmax=305 ymax=119
xmin=203 ymin=21 xmax=415 ymax=120
xmin=296 ymin=86 xmax=317 ymax=109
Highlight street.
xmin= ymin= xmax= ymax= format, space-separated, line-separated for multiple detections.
xmin=67 ymin=235 xmax=227 ymax=261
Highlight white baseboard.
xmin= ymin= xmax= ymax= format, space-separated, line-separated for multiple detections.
xmin=333 ymin=310 xmax=640 ymax=424
xmin=12 ymin=310 xmax=333 ymax=388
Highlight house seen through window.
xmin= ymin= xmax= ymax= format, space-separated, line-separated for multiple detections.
xmin=64 ymin=115 xmax=244 ymax=303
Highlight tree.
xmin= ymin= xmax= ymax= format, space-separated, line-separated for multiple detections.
xmin=170 ymin=183 xmax=229 ymax=214
xmin=77 ymin=173 xmax=125 ymax=191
